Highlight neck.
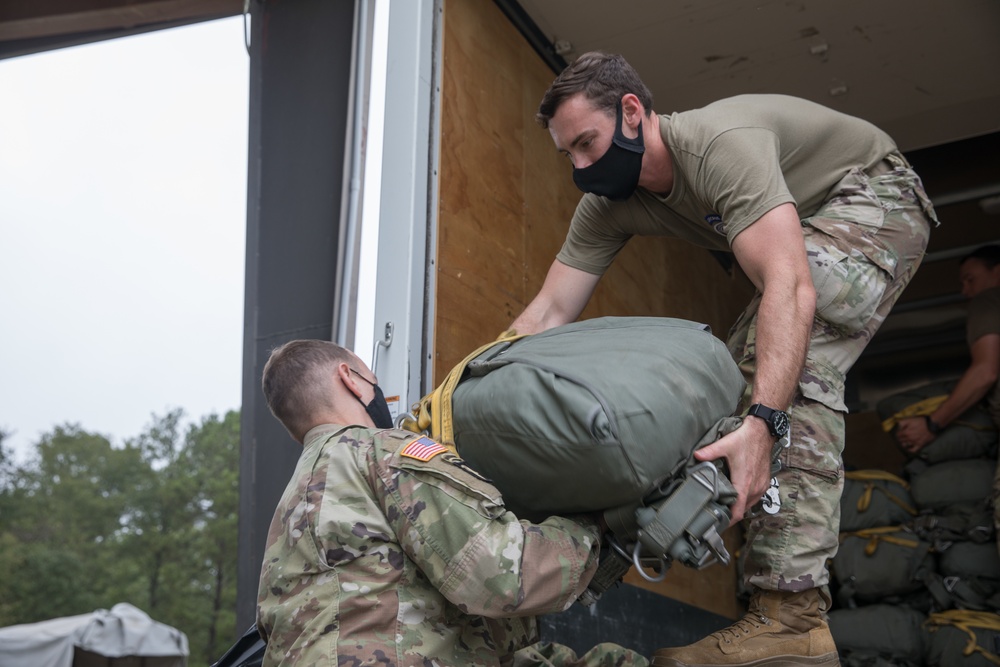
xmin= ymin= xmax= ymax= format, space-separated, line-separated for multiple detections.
xmin=638 ymin=114 xmax=673 ymax=195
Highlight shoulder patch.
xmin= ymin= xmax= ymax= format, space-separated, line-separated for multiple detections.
xmin=704 ymin=213 xmax=725 ymax=235
xmin=400 ymin=436 xmax=448 ymax=462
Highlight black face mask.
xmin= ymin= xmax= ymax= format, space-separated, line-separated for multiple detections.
xmin=351 ymin=369 xmax=394 ymax=429
xmin=572 ymin=100 xmax=645 ymax=201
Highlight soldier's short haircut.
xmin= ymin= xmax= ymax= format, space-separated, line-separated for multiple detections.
xmin=262 ymin=339 xmax=354 ymax=442
xmin=962 ymin=244 xmax=1000 ymax=269
xmin=536 ymin=52 xmax=654 ymax=129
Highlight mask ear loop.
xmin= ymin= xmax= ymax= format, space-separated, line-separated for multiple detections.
xmin=611 ymin=99 xmax=645 ymax=153
xmin=348 ymin=369 xmax=373 ymax=409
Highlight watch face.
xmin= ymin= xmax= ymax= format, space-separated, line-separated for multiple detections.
xmin=772 ymin=411 xmax=790 ymax=437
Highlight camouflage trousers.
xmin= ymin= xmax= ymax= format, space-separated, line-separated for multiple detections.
xmin=513 ymin=641 xmax=649 ymax=667
xmin=728 ymin=153 xmax=937 ymax=592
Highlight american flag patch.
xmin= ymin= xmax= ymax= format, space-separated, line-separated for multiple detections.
xmin=400 ymin=436 xmax=447 ymax=462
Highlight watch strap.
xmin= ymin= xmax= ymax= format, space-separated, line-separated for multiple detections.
xmin=925 ymin=416 xmax=942 ymax=434
xmin=747 ymin=403 xmax=789 ymax=438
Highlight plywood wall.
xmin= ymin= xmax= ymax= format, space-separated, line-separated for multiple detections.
xmin=436 ymin=0 xmax=753 ymax=620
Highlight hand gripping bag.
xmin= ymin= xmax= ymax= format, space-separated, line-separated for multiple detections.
xmin=877 ymin=380 xmax=998 ymax=464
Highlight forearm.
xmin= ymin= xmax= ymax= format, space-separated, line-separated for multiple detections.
xmin=385 ymin=462 xmax=601 ymax=618
xmin=510 ymin=300 xmax=560 ymax=336
xmin=930 ymin=335 xmax=1000 ymax=428
xmin=704 ymin=203 xmax=816 ymax=520
xmin=930 ymin=366 xmax=997 ymax=427
xmin=437 ymin=514 xmax=601 ymax=617
xmin=509 ymin=260 xmax=600 ymax=335
xmin=750 ymin=279 xmax=815 ymax=410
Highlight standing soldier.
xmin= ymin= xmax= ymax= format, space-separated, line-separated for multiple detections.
xmin=509 ymin=52 xmax=937 ymax=666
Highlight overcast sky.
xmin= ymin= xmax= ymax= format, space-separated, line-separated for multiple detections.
xmin=0 ymin=17 xmax=249 ymax=460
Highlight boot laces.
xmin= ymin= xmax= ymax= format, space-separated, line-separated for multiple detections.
xmin=713 ymin=611 xmax=773 ymax=643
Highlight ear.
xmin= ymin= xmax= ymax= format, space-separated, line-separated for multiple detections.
xmin=337 ymin=362 xmax=364 ymax=399
xmin=620 ymin=93 xmax=645 ymax=129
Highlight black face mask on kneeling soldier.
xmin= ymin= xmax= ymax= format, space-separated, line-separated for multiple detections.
xmin=572 ymin=100 xmax=645 ymax=201
xmin=351 ymin=369 xmax=394 ymax=429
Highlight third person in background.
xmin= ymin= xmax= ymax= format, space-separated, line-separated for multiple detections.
xmin=894 ymin=244 xmax=1000 ymax=557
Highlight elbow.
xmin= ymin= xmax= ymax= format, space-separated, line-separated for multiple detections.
xmin=444 ymin=587 xmax=528 ymax=620
xmin=970 ymin=359 xmax=999 ymax=391
xmin=799 ymin=280 xmax=817 ymax=323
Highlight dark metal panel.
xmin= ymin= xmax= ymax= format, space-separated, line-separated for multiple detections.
xmin=237 ymin=0 xmax=355 ymax=632
xmin=0 ymin=0 xmax=242 ymax=60
xmin=492 ymin=0 xmax=566 ymax=75
xmin=0 ymin=16 xmax=235 ymax=59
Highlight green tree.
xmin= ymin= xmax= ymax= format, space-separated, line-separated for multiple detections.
xmin=0 ymin=425 xmax=149 ymax=623
xmin=124 ymin=409 xmax=198 ymax=614
xmin=185 ymin=410 xmax=240 ymax=662
xmin=118 ymin=409 xmax=241 ymax=664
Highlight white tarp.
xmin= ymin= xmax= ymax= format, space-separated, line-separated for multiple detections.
xmin=0 ymin=602 xmax=188 ymax=667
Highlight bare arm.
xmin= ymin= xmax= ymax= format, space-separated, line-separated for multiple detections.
xmin=896 ymin=333 xmax=1000 ymax=452
xmin=509 ymin=259 xmax=601 ymax=335
xmin=694 ymin=202 xmax=817 ymax=522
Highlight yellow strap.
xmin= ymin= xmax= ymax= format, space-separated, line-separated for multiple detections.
xmin=881 ymin=395 xmax=949 ymax=432
xmin=846 ymin=471 xmax=918 ymax=517
xmin=840 ymin=526 xmax=921 ymax=555
xmin=846 ymin=469 xmax=910 ymax=488
xmin=874 ymin=485 xmax=917 ymax=516
xmin=400 ymin=329 xmax=527 ymax=447
xmin=846 ymin=470 xmax=915 ymax=515
xmin=845 ymin=525 xmax=911 ymax=538
xmin=926 ymin=610 xmax=1000 ymax=665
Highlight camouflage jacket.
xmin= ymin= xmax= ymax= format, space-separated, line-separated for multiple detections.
xmin=257 ymin=424 xmax=602 ymax=667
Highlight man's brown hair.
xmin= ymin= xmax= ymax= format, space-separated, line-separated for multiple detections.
xmin=262 ymin=339 xmax=355 ymax=442
xmin=962 ymin=244 xmax=1000 ymax=269
xmin=536 ymin=52 xmax=654 ymax=129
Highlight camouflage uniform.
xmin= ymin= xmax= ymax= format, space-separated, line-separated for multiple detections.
xmin=257 ymin=424 xmax=648 ymax=667
xmin=728 ymin=154 xmax=936 ymax=591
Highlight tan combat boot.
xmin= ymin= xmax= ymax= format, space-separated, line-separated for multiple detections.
xmin=651 ymin=588 xmax=840 ymax=667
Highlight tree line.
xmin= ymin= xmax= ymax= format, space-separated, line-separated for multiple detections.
xmin=0 ymin=409 xmax=240 ymax=665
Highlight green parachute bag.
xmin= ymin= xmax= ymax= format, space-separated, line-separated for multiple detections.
xmin=907 ymin=459 xmax=997 ymax=512
xmin=908 ymin=500 xmax=996 ymax=551
xmin=924 ymin=610 xmax=1000 ymax=666
xmin=833 ymin=527 xmax=934 ymax=606
xmin=451 ymin=317 xmax=746 ymax=517
xmin=445 ymin=316 xmax=749 ymax=596
xmin=926 ymin=541 xmax=1000 ymax=612
xmin=840 ymin=470 xmax=918 ymax=532
xmin=828 ymin=603 xmax=926 ymax=667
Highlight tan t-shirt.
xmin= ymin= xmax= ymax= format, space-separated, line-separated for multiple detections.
xmin=966 ymin=286 xmax=1000 ymax=425
xmin=557 ymin=94 xmax=898 ymax=275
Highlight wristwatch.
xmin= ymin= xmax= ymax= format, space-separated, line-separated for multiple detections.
xmin=747 ymin=404 xmax=790 ymax=438
xmin=924 ymin=416 xmax=943 ymax=434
